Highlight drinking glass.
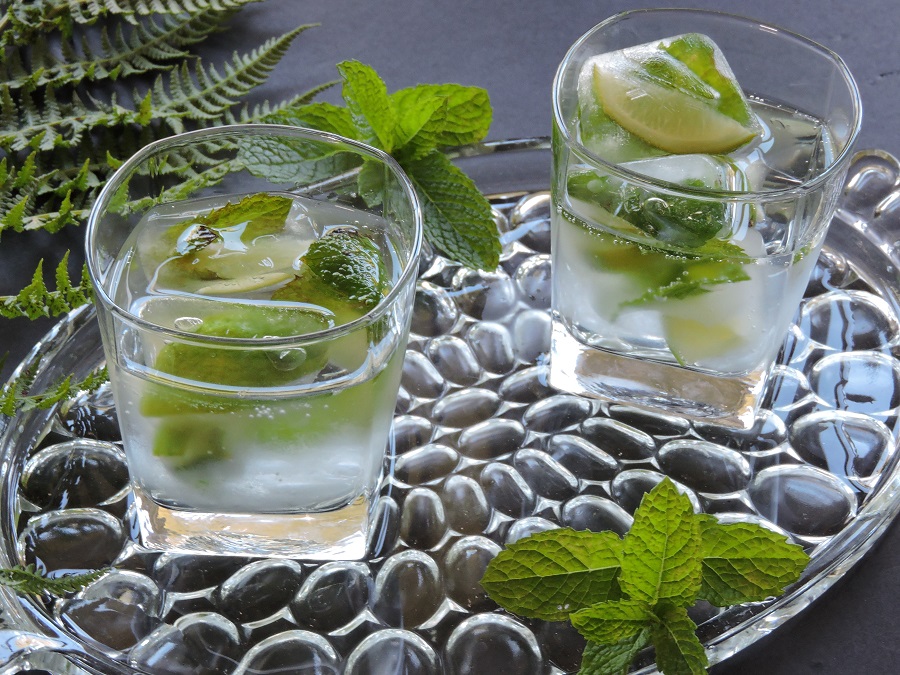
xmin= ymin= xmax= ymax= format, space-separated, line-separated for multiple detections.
xmin=86 ymin=125 xmax=422 ymax=558
xmin=550 ymin=9 xmax=862 ymax=428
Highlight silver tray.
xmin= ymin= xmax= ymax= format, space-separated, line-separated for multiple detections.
xmin=1 ymin=139 xmax=899 ymax=674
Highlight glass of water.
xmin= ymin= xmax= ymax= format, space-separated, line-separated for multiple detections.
xmin=86 ymin=125 xmax=422 ymax=558
xmin=550 ymin=9 xmax=862 ymax=428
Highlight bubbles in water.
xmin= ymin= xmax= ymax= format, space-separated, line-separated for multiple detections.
xmin=173 ymin=316 xmax=203 ymax=332
xmin=265 ymin=348 xmax=310 ymax=372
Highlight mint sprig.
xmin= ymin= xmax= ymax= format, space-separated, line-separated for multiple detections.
xmin=479 ymin=528 xmax=623 ymax=622
xmin=481 ymin=479 xmax=810 ymax=675
xmin=263 ymin=60 xmax=501 ymax=270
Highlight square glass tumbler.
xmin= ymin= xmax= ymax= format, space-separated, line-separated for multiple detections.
xmin=549 ymin=9 xmax=862 ymax=428
xmin=86 ymin=125 xmax=422 ymax=558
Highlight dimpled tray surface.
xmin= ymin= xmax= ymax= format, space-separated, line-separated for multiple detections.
xmin=1 ymin=140 xmax=900 ymax=675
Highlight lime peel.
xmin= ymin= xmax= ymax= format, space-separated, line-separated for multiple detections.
xmin=591 ymin=33 xmax=761 ymax=154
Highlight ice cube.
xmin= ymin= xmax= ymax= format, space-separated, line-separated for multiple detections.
xmin=576 ymin=57 xmax=667 ymax=164
xmin=621 ymin=154 xmax=748 ymax=191
xmin=621 ymin=154 xmax=752 ymax=241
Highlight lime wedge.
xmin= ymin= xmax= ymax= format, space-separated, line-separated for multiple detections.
xmin=591 ymin=33 xmax=761 ymax=154
xmin=664 ymin=315 xmax=743 ymax=365
xmin=158 ymin=306 xmax=329 ymax=384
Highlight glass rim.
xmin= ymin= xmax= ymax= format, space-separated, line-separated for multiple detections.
xmin=552 ymin=7 xmax=864 ymax=201
xmin=85 ymin=123 xmax=423 ymax=347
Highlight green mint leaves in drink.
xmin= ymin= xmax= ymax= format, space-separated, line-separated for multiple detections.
xmin=481 ymin=479 xmax=810 ymax=675
xmin=166 ymin=193 xmax=293 ymax=254
xmin=566 ymin=171 xmax=751 ymax=312
xmin=272 ymin=228 xmax=389 ymax=326
xmin=144 ymin=193 xmax=296 ymax=285
xmin=261 ymin=60 xmax=501 ymax=270
xmin=567 ymin=173 xmax=730 ymax=248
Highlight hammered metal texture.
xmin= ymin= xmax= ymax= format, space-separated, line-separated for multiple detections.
xmin=7 ymin=148 xmax=900 ymax=674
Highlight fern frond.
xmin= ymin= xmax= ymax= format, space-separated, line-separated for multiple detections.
xmin=2 ymin=10 xmax=240 ymax=89
xmin=0 ymin=159 xmax=97 ymax=236
xmin=0 ymin=365 xmax=108 ymax=416
xmin=0 ymin=254 xmax=93 ymax=319
xmin=0 ymin=86 xmax=152 ymax=152
xmin=0 ymin=0 xmax=263 ymax=47
xmin=147 ymin=23 xmax=316 ymax=131
xmin=0 ymin=23 xmax=314 ymax=152
xmin=226 ymin=80 xmax=338 ymax=124
xmin=0 ymin=564 xmax=108 ymax=597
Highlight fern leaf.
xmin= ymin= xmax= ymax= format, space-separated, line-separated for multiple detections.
xmin=147 ymin=24 xmax=316 ymax=131
xmin=0 ymin=24 xmax=315 ymax=151
xmin=0 ymin=365 xmax=108 ymax=416
xmin=2 ymin=10 xmax=242 ymax=89
xmin=0 ymin=0 xmax=263 ymax=48
xmin=0 ymin=153 xmax=44 ymax=234
xmin=0 ymin=86 xmax=150 ymax=152
xmin=226 ymin=80 xmax=338 ymax=124
xmin=0 ymin=255 xmax=93 ymax=319
xmin=0 ymin=564 xmax=108 ymax=597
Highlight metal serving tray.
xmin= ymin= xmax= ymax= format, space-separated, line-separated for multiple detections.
xmin=0 ymin=139 xmax=899 ymax=674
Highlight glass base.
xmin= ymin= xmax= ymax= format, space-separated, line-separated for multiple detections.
xmin=549 ymin=320 xmax=766 ymax=429
xmin=132 ymin=486 xmax=374 ymax=559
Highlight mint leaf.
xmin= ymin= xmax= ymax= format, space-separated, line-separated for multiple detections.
xmin=621 ymin=257 xmax=750 ymax=308
xmin=651 ymin=604 xmax=708 ymax=675
xmin=620 ymin=479 xmax=701 ymax=607
xmin=302 ymin=229 xmax=388 ymax=307
xmin=393 ymin=83 xmax=492 ymax=159
xmin=634 ymin=182 xmax=726 ymax=247
xmin=273 ymin=229 xmax=389 ymax=324
xmin=238 ymin=128 xmax=363 ymax=185
xmin=337 ymin=60 xmax=396 ymax=151
xmin=358 ymin=159 xmax=386 ymax=207
xmin=274 ymin=62 xmax=498 ymax=270
xmin=390 ymin=88 xmax=448 ymax=152
xmin=405 ymin=149 xmax=501 ymax=270
xmin=579 ymin=629 xmax=652 ymax=675
xmin=481 ymin=528 xmax=623 ymax=622
xmin=201 ymin=193 xmax=293 ymax=241
xmin=568 ymin=172 xmax=728 ymax=249
xmin=144 ymin=194 xmax=295 ymax=283
xmin=697 ymin=516 xmax=810 ymax=606
xmin=661 ymin=34 xmax=756 ymax=127
xmin=640 ymin=53 xmax=717 ymax=103
xmin=267 ymin=101 xmax=359 ymax=139
xmin=571 ymin=599 xmax=654 ymax=644
xmin=166 ymin=194 xmax=292 ymax=254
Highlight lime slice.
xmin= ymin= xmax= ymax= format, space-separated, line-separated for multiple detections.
xmin=140 ymin=304 xmax=332 ymax=420
xmin=196 ymin=272 xmax=294 ymax=296
xmin=153 ymin=419 xmax=228 ymax=469
xmin=591 ymin=34 xmax=761 ymax=154
xmin=664 ymin=315 xmax=743 ymax=365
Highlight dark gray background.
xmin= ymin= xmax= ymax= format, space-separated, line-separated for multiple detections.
xmin=4 ymin=1 xmax=900 ymax=673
